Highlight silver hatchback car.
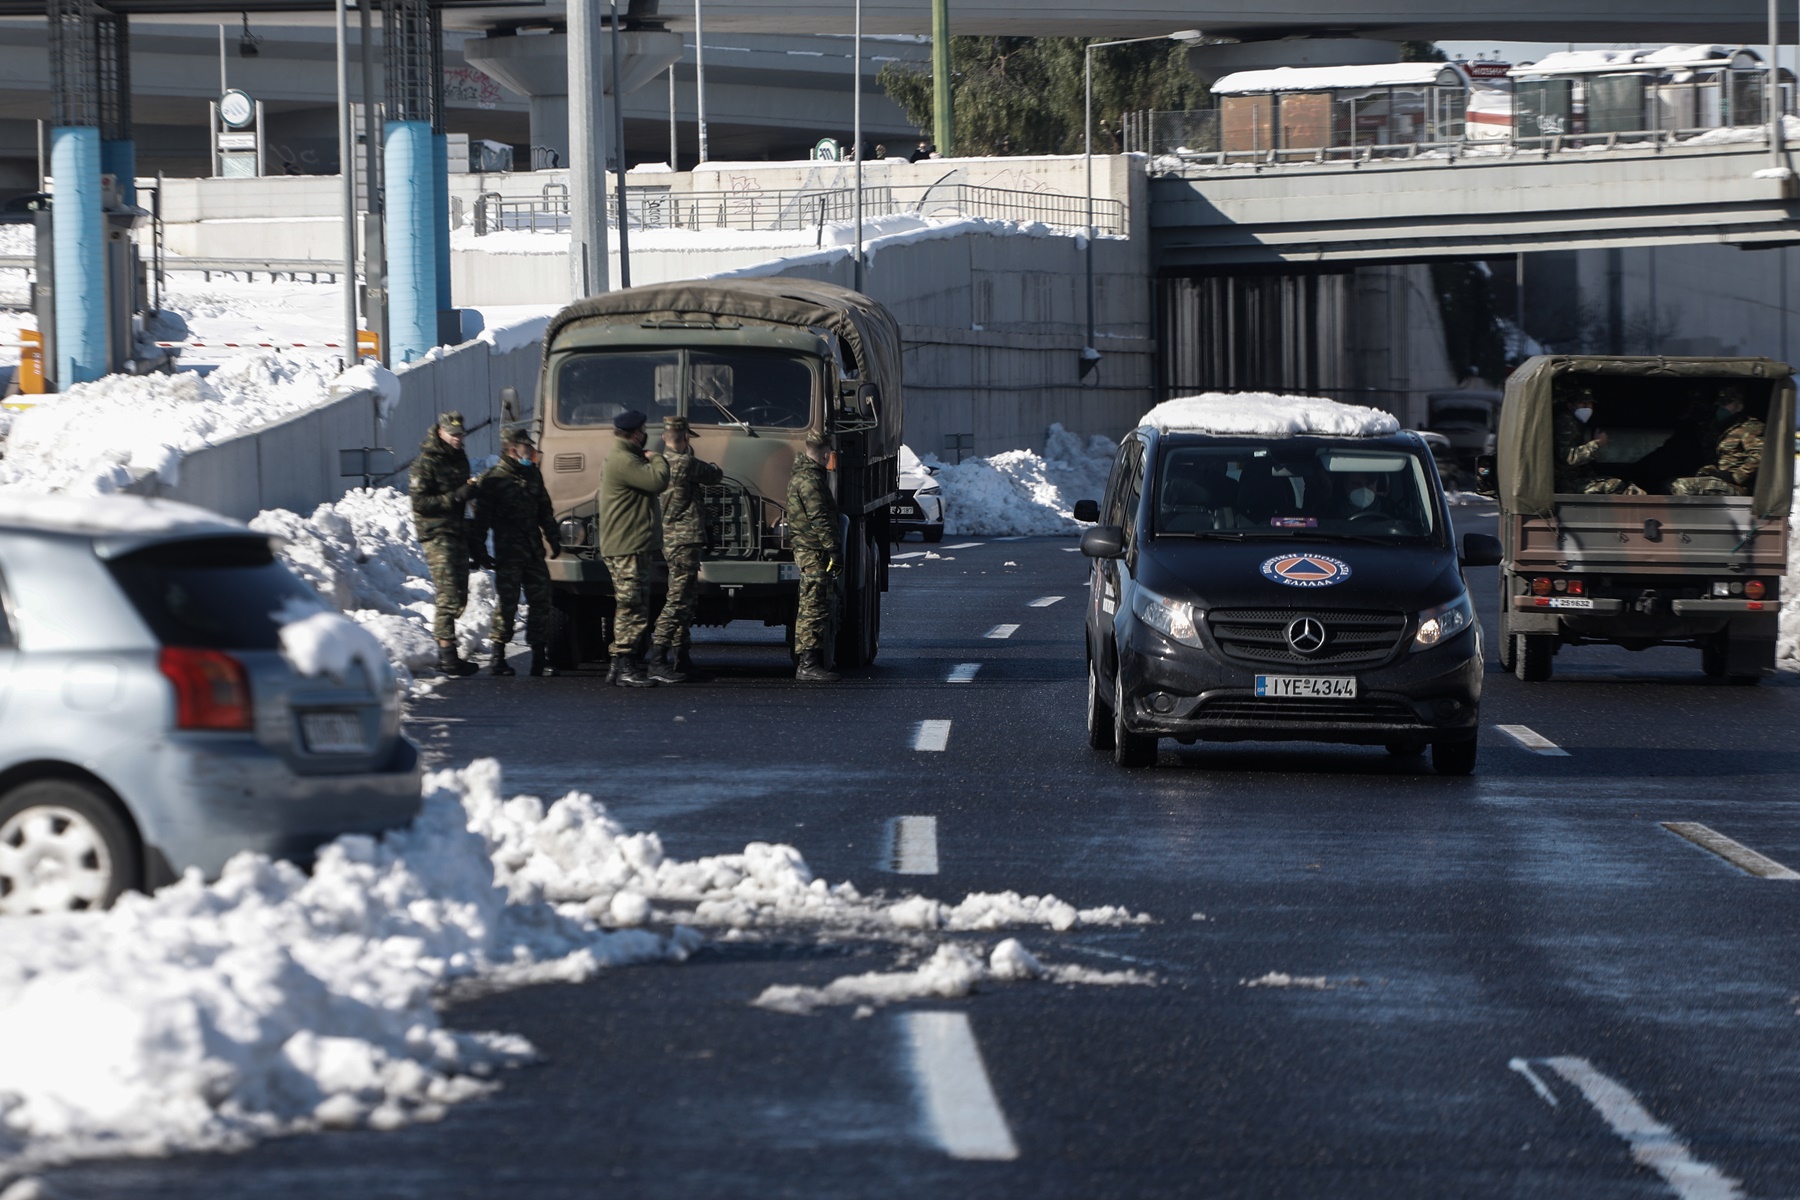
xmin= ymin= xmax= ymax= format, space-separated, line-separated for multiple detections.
xmin=0 ymin=494 xmax=421 ymax=914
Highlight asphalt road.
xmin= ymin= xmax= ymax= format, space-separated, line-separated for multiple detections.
xmin=47 ymin=514 xmax=1800 ymax=1199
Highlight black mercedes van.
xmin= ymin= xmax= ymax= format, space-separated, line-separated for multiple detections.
xmin=1077 ymin=422 xmax=1502 ymax=774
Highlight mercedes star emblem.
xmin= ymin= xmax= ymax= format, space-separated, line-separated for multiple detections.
xmin=1285 ymin=616 xmax=1327 ymax=654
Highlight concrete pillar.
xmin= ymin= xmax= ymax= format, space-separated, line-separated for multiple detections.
xmin=51 ymin=126 xmax=106 ymax=387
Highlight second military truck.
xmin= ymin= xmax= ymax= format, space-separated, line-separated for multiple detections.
xmin=535 ymin=279 xmax=904 ymax=670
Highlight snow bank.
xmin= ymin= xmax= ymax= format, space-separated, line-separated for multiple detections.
xmin=1781 ymin=480 xmax=1800 ymax=673
xmin=1141 ymin=392 xmax=1401 ymax=438
xmin=909 ymin=423 xmax=1118 ymax=537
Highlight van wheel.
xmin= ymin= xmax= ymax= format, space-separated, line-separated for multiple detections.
xmin=1112 ymin=673 xmax=1157 ymax=768
xmin=1515 ymin=634 xmax=1554 ymax=682
xmin=1086 ymin=655 xmax=1114 ymax=751
xmin=0 ymin=779 xmax=140 ymax=914
xmin=1432 ymin=738 xmax=1478 ymax=776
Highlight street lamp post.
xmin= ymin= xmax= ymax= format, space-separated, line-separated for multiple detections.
xmin=853 ymin=0 xmax=864 ymax=292
xmin=1084 ymin=29 xmax=1202 ymax=377
xmin=695 ymin=0 xmax=709 ymax=163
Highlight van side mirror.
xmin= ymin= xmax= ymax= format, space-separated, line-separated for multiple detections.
xmin=500 ymin=386 xmax=520 ymax=423
xmin=1081 ymin=525 xmax=1126 ymax=558
xmin=1473 ymin=455 xmax=1497 ymax=497
xmin=1460 ymin=532 xmax=1503 ymax=568
xmin=1073 ymin=499 xmax=1100 ymax=523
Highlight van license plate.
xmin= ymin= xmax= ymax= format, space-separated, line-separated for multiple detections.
xmin=301 ymin=712 xmax=368 ymax=754
xmin=1255 ymin=676 xmax=1357 ymax=699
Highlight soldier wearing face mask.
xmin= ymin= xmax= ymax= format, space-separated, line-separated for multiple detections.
xmin=1552 ymin=387 xmax=1642 ymax=495
xmin=1668 ymin=386 xmax=1764 ymax=496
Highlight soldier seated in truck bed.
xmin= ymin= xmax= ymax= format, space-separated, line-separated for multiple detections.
xmin=1667 ymin=385 xmax=1765 ymax=496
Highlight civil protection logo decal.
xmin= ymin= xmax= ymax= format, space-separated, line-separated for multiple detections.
xmin=1259 ymin=553 xmax=1352 ymax=588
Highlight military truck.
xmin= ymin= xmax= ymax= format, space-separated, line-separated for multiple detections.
xmin=1484 ymin=355 xmax=1793 ymax=683
xmin=534 ymin=279 xmax=903 ymax=670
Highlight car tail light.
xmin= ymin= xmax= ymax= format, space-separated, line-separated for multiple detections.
xmin=159 ymin=647 xmax=253 ymax=731
xmin=1531 ymin=577 xmax=1552 ymax=596
xmin=1745 ymin=580 xmax=1766 ymax=600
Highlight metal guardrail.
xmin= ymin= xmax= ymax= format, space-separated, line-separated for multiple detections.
xmin=0 ymin=255 xmax=342 ymax=282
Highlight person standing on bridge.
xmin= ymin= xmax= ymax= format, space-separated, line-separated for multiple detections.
xmin=475 ymin=428 xmax=562 ymax=677
xmin=787 ymin=430 xmax=840 ymax=683
xmin=409 ymin=410 xmax=480 ymax=677
xmin=648 ymin=415 xmax=723 ymax=684
xmin=599 ymin=409 xmax=671 ymax=687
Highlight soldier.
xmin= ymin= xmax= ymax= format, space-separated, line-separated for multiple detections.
xmin=787 ymin=430 xmax=840 ymax=683
xmin=1669 ymin=389 xmax=1765 ymax=496
xmin=475 ymin=428 xmax=562 ymax=677
xmin=648 ymin=415 xmax=723 ymax=683
xmin=598 ymin=409 xmax=671 ymax=687
xmin=1552 ymin=391 xmax=1644 ymax=496
xmin=409 ymin=410 xmax=480 ymax=677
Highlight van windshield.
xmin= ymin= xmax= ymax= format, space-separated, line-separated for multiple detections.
xmin=1154 ymin=441 xmax=1439 ymax=541
xmin=554 ymin=349 xmax=814 ymax=429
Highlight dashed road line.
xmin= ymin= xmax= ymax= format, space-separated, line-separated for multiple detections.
xmin=942 ymin=541 xmax=986 ymax=550
xmin=1061 ymin=546 xmax=1083 ymax=552
xmin=1495 ymin=724 xmax=1571 ymax=756
xmin=1661 ymin=822 xmax=1800 ymax=880
xmin=985 ymin=624 xmax=1020 ymax=639
xmin=1508 ymin=1058 xmax=1559 ymax=1108
xmin=888 ymin=815 xmax=940 ymax=875
xmin=1027 ymin=596 xmax=1064 ymax=608
xmin=946 ymin=663 xmax=982 ymax=683
xmin=902 ymin=1012 xmax=1020 ymax=1161
xmin=912 ymin=720 xmax=952 ymax=752
xmin=892 ymin=551 xmax=928 ymax=560
xmin=1541 ymin=1056 xmax=1744 ymax=1200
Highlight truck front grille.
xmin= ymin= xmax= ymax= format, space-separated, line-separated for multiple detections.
xmin=701 ymin=482 xmax=759 ymax=559
xmin=1205 ymin=608 xmax=1408 ymax=668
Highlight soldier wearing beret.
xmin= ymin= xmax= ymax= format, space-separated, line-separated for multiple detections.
xmin=787 ymin=429 xmax=840 ymax=682
xmin=597 ymin=408 xmax=671 ymax=687
xmin=648 ymin=415 xmax=724 ymax=683
xmin=409 ymin=410 xmax=480 ymax=677
xmin=475 ymin=428 xmax=562 ymax=677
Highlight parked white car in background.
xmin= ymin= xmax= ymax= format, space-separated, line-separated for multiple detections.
xmin=891 ymin=449 xmax=945 ymax=543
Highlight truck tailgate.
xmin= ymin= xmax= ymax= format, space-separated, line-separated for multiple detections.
xmin=1514 ymin=496 xmax=1789 ymax=574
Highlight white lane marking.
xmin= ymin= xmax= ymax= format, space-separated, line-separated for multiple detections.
xmin=892 ymin=551 xmax=928 ymax=560
xmin=1496 ymin=724 xmax=1571 ymax=756
xmin=1508 ymin=1058 xmax=1559 ymax=1108
xmin=946 ymin=663 xmax=982 ymax=683
xmin=889 ymin=815 xmax=940 ymax=875
xmin=942 ymin=541 xmax=985 ymax=549
xmin=1061 ymin=546 xmax=1082 ymax=552
xmin=985 ymin=624 xmax=1020 ymax=639
xmin=902 ymin=1012 xmax=1020 ymax=1161
xmin=1027 ymin=596 xmax=1065 ymax=608
xmin=1661 ymin=822 xmax=1800 ymax=880
xmin=912 ymin=720 xmax=952 ymax=752
xmin=1543 ymin=1056 xmax=1744 ymax=1200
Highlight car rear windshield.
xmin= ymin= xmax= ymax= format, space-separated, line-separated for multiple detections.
xmin=1154 ymin=440 xmax=1439 ymax=541
xmin=108 ymin=537 xmax=322 ymax=649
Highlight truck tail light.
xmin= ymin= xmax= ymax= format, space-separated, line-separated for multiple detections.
xmin=1745 ymin=580 xmax=1766 ymax=600
xmin=1567 ymin=579 xmax=1585 ymax=596
xmin=159 ymin=647 xmax=253 ymax=731
xmin=1531 ymin=577 xmax=1551 ymax=596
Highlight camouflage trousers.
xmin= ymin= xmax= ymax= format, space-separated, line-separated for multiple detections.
xmin=792 ymin=544 xmax=835 ymax=654
xmin=652 ymin=543 xmax=702 ymax=647
xmin=491 ymin=550 xmax=551 ymax=646
xmin=1559 ymin=476 xmax=1646 ymax=496
xmin=604 ymin=553 xmax=652 ymax=657
xmin=423 ymin=533 xmax=469 ymax=642
xmin=1669 ymin=475 xmax=1747 ymax=497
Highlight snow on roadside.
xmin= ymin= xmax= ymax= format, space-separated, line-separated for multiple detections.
xmin=910 ymin=423 xmax=1117 ymax=537
xmin=1781 ymin=480 xmax=1800 ymax=672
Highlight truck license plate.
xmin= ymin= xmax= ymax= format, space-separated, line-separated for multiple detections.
xmin=301 ymin=712 xmax=368 ymax=754
xmin=1255 ymin=675 xmax=1357 ymax=699
xmin=1545 ymin=597 xmax=1593 ymax=610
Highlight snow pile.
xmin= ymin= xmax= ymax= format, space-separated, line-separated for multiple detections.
xmin=1242 ymin=972 xmax=1332 ymax=989
xmin=1781 ymin=480 xmax=1800 ymax=672
xmin=752 ymin=939 xmax=1153 ymax=1016
xmin=0 ymin=353 xmax=351 ymax=495
xmin=1141 ymin=392 xmax=1401 ymax=438
xmin=909 ymin=423 xmax=1118 ymax=537
xmin=330 ymin=362 xmax=402 ymax=422
xmin=277 ymin=606 xmax=394 ymax=686
xmin=1683 ymin=114 xmax=1800 ymax=147
xmin=251 ymin=487 xmax=496 ymax=683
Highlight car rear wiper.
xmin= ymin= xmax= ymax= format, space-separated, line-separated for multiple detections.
xmin=1155 ymin=530 xmax=1248 ymax=540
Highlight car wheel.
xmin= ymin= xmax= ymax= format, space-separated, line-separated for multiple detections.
xmin=1516 ymin=634 xmax=1553 ymax=682
xmin=0 ymin=778 xmax=140 ymax=915
xmin=1112 ymin=672 xmax=1157 ymax=769
xmin=922 ymin=526 xmax=944 ymax=544
xmin=1086 ymin=655 xmax=1114 ymax=751
xmin=1431 ymin=738 xmax=1478 ymax=776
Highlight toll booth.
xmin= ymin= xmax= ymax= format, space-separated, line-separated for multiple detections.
xmin=28 ymin=173 xmax=158 ymax=393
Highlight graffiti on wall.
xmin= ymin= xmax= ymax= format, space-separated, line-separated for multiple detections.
xmin=444 ymin=66 xmax=504 ymax=110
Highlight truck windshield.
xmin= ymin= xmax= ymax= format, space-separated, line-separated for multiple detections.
xmin=554 ymin=349 xmax=813 ymax=429
xmin=1155 ymin=442 xmax=1439 ymax=541
xmin=556 ymin=351 xmax=681 ymax=427
xmin=690 ymin=351 xmax=813 ymax=429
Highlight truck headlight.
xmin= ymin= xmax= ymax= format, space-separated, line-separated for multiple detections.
xmin=558 ymin=516 xmax=593 ymax=548
xmin=1131 ymin=585 xmax=1203 ymax=647
xmin=1414 ymin=593 xmax=1474 ymax=649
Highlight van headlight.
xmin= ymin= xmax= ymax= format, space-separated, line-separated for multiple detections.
xmin=1413 ymin=593 xmax=1474 ymax=649
xmin=1131 ymin=585 xmax=1203 ymax=647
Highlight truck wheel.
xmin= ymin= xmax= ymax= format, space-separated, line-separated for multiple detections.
xmin=1496 ymin=587 xmax=1516 ymax=671
xmin=835 ymin=528 xmax=881 ymax=668
xmin=1515 ymin=634 xmax=1553 ymax=682
xmin=1086 ymin=654 xmax=1115 ymax=751
xmin=0 ymin=779 xmax=141 ymax=914
xmin=1112 ymin=674 xmax=1157 ymax=768
xmin=1431 ymin=738 xmax=1478 ymax=776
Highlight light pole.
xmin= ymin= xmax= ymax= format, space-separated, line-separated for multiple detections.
xmin=694 ymin=0 xmax=709 ymax=163
xmin=853 ymin=0 xmax=864 ymax=292
xmin=1084 ymin=29 xmax=1202 ymax=376
xmin=335 ymin=0 xmax=357 ymax=369
xmin=610 ymin=0 xmax=631 ymax=287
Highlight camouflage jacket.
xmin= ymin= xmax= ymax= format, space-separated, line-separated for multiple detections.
xmin=476 ymin=455 xmax=557 ymax=558
xmin=1708 ymin=417 xmax=1765 ymax=489
xmin=409 ymin=427 xmax=473 ymax=542
xmin=660 ymin=447 xmax=724 ymax=548
xmin=786 ymin=452 xmax=839 ymax=556
xmin=598 ymin=438 xmax=671 ymax=556
xmin=1552 ymin=409 xmax=1605 ymax=489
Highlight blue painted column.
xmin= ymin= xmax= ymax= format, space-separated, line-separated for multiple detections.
xmin=384 ymin=120 xmax=438 ymax=363
xmin=51 ymin=126 xmax=107 ymax=387
xmin=431 ymin=132 xmax=452 ymax=320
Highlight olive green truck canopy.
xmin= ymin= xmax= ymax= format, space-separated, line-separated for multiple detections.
xmin=1497 ymin=355 xmax=1795 ymax=519
xmin=541 ymin=279 xmax=906 ymax=461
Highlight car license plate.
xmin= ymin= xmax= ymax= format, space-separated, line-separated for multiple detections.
xmin=301 ymin=711 xmax=368 ymax=754
xmin=891 ymin=503 xmax=919 ymax=518
xmin=1255 ymin=675 xmax=1357 ymax=699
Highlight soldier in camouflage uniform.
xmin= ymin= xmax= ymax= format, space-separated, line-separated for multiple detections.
xmin=648 ymin=415 xmax=724 ymax=683
xmin=598 ymin=409 xmax=671 ymax=687
xmin=409 ymin=410 xmax=480 ymax=677
xmin=475 ymin=428 xmax=563 ymax=677
xmin=787 ymin=430 xmax=840 ymax=682
xmin=1553 ymin=393 xmax=1644 ymax=496
xmin=1669 ymin=390 xmax=1765 ymax=496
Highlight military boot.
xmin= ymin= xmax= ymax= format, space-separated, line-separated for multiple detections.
xmin=489 ymin=641 xmax=516 ymax=676
xmin=613 ymin=653 xmax=657 ymax=687
xmin=605 ymin=655 xmax=624 ymax=686
xmin=794 ymin=650 xmax=839 ymax=683
xmin=438 ymin=645 xmax=478 ymax=677
xmin=528 ymin=645 xmax=555 ymax=677
xmin=646 ymin=644 xmax=687 ymax=684
xmin=674 ymin=632 xmax=698 ymax=679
